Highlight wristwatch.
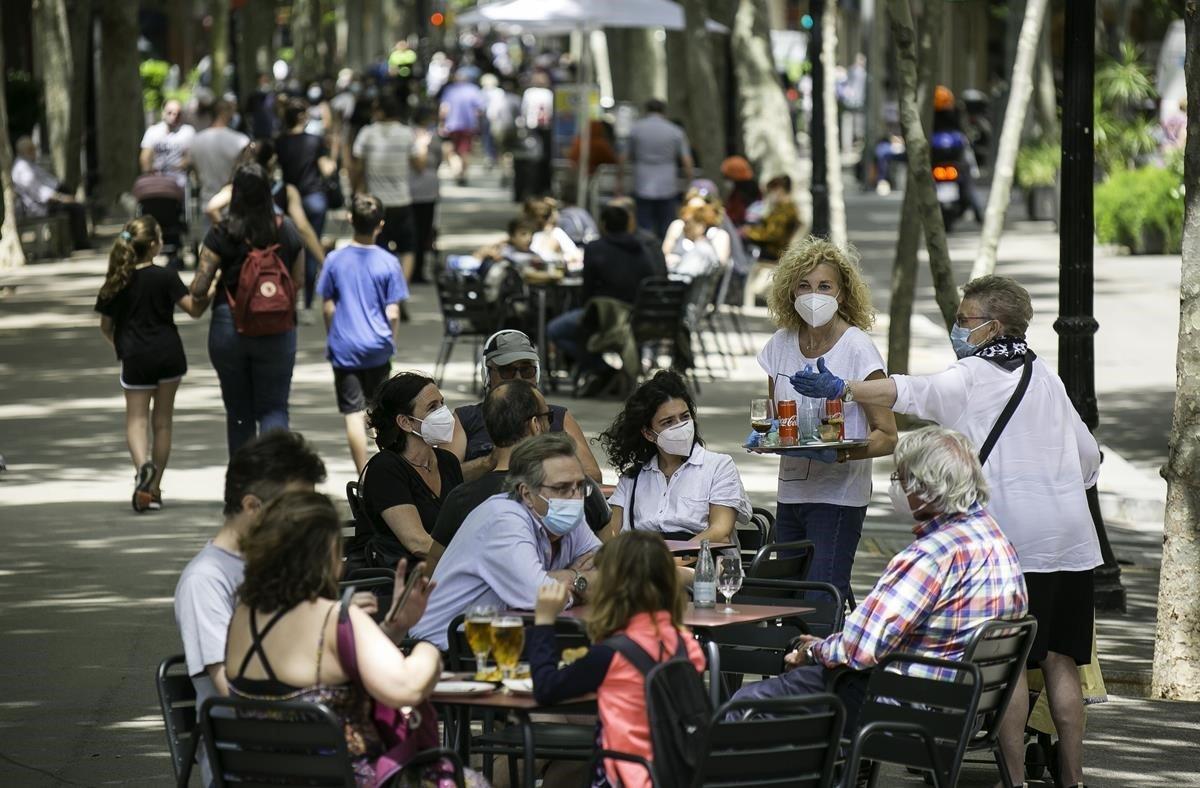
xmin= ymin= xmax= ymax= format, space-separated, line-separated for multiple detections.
xmin=804 ymin=642 xmax=818 ymax=665
xmin=571 ymin=570 xmax=589 ymax=596
xmin=841 ymin=381 xmax=856 ymax=403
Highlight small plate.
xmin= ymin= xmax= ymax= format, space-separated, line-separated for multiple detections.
xmin=502 ymin=678 xmax=534 ymax=694
xmin=744 ymin=439 xmax=869 ymax=454
xmin=434 ymin=680 xmax=495 ymax=695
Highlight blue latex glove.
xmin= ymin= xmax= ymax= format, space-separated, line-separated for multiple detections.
xmin=789 ymin=358 xmax=845 ymax=400
xmin=777 ymin=448 xmax=838 ymax=463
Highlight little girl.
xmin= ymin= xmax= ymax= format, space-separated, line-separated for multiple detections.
xmin=94 ymin=216 xmax=213 ymax=511
xmin=529 ymin=531 xmax=706 ymax=788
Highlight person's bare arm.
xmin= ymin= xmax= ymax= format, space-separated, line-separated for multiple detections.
xmin=205 ymin=186 xmax=232 ymax=223
xmin=424 ymin=541 xmax=446 ymax=577
xmin=287 ymin=185 xmax=325 ymax=264
xmin=290 ymin=250 xmax=306 ymax=296
xmin=139 ymin=147 xmax=155 ymax=174
xmin=317 ymin=155 xmax=338 ymax=178
xmin=561 ymin=412 xmax=602 ymax=481
xmin=379 ymin=505 xmax=434 ymax=557
xmin=847 ymin=370 xmax=898 ymax=461
xmin=348 ymin=604 xmax=442 ymax=708
xmin=680 ymin=153 xmax=695 ymax=182
xmin=601 ymin=504 xmax=624 ymax=542
xmin=205 ymin=663 xmax=229 ymax=697
xmin=386 ymin=302 xmax=400 ymax=350
xmin=841 ymin=376 xmax=900 ymax=409
xmin=693 ymin=504 xmax=736 ymax=543
xmin=711 ymin=229 xmax=732 ymax=266
xmin=191 ymin=246 xmax=221 ymax=300
xmin=323 ymin=298 xmax=335 ymax=331
xmin=99 ymin=315 xmax=115 ymax=346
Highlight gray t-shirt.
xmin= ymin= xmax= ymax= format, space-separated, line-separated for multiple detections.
xmin=353 ymin=121 xmax=415 ymax=207
xmin=173 ymin=542 xmax=244 ymax=707
xmin=627 ymin=114 xmax=691 ymax=200
xmin=190 ymin=126 xmax=249 ymax=205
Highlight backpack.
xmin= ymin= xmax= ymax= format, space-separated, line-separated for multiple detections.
xmin=228 ymin=220 xmax=296 ymax=336
xmin=604 ymin=631 xmax=711 ymax=788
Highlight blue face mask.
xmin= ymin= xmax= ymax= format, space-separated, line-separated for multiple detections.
xmin=950 ymin=320 xmax=994 ymax=359
xmin=538 ymin=495 xmax=585 ymax=536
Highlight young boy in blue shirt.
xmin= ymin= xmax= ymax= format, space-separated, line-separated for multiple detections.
xmin=317 ymin=193 xmax=409 ymax=472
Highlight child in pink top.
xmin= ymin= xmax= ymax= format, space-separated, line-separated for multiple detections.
xmin=528 ymin=531 xmax=706 ymax=788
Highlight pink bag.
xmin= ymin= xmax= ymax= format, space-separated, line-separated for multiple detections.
xmin=335 ymin=602 xmax=443 ymax=787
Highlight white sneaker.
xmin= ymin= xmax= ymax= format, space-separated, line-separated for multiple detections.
xmin=875 ymin=180 xmax=892 ymax=196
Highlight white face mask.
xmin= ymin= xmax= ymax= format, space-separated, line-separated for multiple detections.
xmin=413 ymin=405 xmax=455 ymax=445
xmin=889 ymin=478 xmax=914 ymax=520
xmin=654 ymin=419 xmax=695 ymax=457
xmin=794 ymin=293 xmax=839 ymax=328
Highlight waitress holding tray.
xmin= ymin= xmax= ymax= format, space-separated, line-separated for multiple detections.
xmin=752 ymin=238 xmax=896 ymax=599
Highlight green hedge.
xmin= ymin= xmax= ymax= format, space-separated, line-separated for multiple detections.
xmin=1094 ymin=164 xmax=1184 ymax=255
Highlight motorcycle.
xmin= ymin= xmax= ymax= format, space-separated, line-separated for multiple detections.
xmin=930 ymin=130 xmax=972 ymax=232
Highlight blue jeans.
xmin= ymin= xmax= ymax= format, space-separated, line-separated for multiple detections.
xmin=300 ymin=190 xmax=328 ymax=308
xmin=731 ymin=664 xmax=869 ymax=733
xmin=775 ymin=502 xmax=866 ymax=603
xmin=548 ymin=307 xmax=605 ymax=374
xmin=635 ymin=196 xmax=679 ymax=241
xmin=208 ymin=303 xmax=297 ymax=456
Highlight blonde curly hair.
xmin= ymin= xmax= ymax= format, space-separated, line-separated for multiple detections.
xmin=767 ymin=237 xmax=875 ymax=333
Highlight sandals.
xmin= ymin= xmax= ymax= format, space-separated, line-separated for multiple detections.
xmin=132 ymin=461 xmax=156 ymax=513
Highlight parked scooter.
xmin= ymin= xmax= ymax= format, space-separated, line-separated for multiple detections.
xmin=931 ymin=130 xmax=970 ymax=232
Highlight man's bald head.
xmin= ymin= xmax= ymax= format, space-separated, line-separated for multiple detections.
xmin=162 ymin=100 xmax=183 ymax=129
xmin=483 ymin=380 xmax=548 ymax=449
xmin=14 ymin=136 xmax=35 ymax=160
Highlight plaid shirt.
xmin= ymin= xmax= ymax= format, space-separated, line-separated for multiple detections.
xmin=812 ymin=505 xmax=1028 ymax=678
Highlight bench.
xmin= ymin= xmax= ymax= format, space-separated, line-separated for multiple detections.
xmin=16 ymin=214 xmax=72 ymax=260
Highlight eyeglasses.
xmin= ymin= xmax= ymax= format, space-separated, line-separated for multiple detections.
xmin=533 ymin=410 xmax=553 ymax=423
xmin=539 ymin=481 xmax=592 ymax=498
xmin=493 ymin=364 xmax=538 ymax=380
xmin=954 ymin=315 xmax=991 ymax=328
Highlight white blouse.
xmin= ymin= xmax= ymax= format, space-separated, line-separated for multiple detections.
xmin=609 ymin=444 xmax=752 ymax=536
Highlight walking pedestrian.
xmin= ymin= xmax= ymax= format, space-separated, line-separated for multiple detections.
xmin=408 ymin=105 xmax=443 ymax=285
xmin=317 ymin=194 xmax=409 ymax=473
xmin=438 ymin=70 xmax=485 ymax=185
xmin=192 ymin=163 xmax=307 ymax=456
xmin=95 ymin=216 xmax=215 ymax=511
xmin=622 ymin=98 xmax=694 ymax=240
xmin=351 ymin=94 xmax=419 ymax=282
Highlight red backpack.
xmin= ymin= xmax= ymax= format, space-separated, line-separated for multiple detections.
xmin=228 ymin=228 xmax=297 ymax=336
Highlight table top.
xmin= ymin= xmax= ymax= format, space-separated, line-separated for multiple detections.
xmin=663 ymin=540 xmax=735 ymax=553
xmin=430 ymin=673 xmax=595 ymax=710
xmin=507 ymin=601 xmax=813 ymax=629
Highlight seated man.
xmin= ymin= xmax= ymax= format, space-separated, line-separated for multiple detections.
xmin=410 ymin=433 xmax=602 ymax=650
xmin=732 ymin=426 xmax=1028 ymax=732
xmin=432 ymin=378 xmax=607 ymax=575
xmin=450 ymin=330 xmax=602 ymax=482
xmin=11 ymin=136 xmax=90 ymax=250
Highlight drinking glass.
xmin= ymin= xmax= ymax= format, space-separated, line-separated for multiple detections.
xmin=750 ymin=398 xmax=772 ymax=436
xmin=491 ymin=616 xmax=526 ymax=679
xmin=718 ymin=555 xmax=744 ymax=614
xmin=465 ymin=604 xmax=496 ymax=677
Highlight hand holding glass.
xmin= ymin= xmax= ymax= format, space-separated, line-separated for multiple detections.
xmin=718 ymin=556 xmax=744 ymax=613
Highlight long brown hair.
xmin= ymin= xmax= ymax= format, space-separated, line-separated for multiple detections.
xmin=239 ymin=491 xmax=342 ymax=612
xmin=97 ymin=216 xmax=159 ymax=303
xmin=587 ymin=531 xmax=685 ymax=641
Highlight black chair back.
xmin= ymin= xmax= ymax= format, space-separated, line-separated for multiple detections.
xmin=748 ymin=540 xmax=815 ymax=582
xmin=200 ymin=696 xmax=357 ymax=787
xmin=345 ymin=481 xmax=366 ymax=528
xmin=735 ymin=515 xmax=770 ymax=563
xmin=734 ymin=578 xmax=845 ymax=638
xmin=751 ymin=506 xmax=776 ymax=539
xmin=698 ymin=694 xmax=845 ymax=787
xmin=436 ymin=272 xmax=502 ymax=337
xmin=630 ymin=277 xmax=689 ymax=346
xmin=963 ymin=616 xmax=1038 ymax=756
xmin=338 ymin=571 xmax=394 ymax=623
xmin=156 ymin=655 xmax=198 ymax=787
xmin=846 ymin=653 xmax=983 ymax=788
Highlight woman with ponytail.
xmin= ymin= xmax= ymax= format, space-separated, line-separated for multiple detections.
xmin=95 ymin=216 xmax=216 ymax=512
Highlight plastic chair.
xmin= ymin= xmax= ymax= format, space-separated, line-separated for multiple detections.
xmin=748 ymin=540 xmax=817 ymax=583
xmin=155 ymin=654 xmax=198 ymax=788
xmin=199 ymin=695 xmax=464 ymax=787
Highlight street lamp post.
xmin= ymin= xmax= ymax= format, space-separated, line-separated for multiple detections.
xmin=809 ymin=0 xmax=830 ymax=238
xmin=1054 ymin=0 xmax=1126 ymax=612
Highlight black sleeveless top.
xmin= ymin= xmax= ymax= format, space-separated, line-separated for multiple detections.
xmin=455 ymin=402 xmax=567 ymax=461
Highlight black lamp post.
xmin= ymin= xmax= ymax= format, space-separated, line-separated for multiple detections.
xmin=809 ymin=0 xmax=830 ymax=238
xmin=1054 ymin=0 xmax=1126 ymax=612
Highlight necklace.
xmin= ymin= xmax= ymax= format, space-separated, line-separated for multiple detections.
xmin=402 ymin=451 xmax=434 ymax=472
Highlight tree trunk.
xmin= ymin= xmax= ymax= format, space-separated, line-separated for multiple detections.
xmin=1032 ymin=19 xmax=1059 ymax=142
xmin=66 ymin=0 xmax=90 ymax=191
xmin=863 ymin=0 xmax=886 ymax=181
xmin=1152 ymin=0 xmax=1200 ymax=702
xmin=342 ymin=0 xmax=364 ymax=70
xmin=679 ymin=0 xmax=725 ymax=175
xmin=888 ymin=0 xmax=957 ymax=331
xmin=0 ymin=4 xmax=28 ymax=272
xmin=33 ymin=0 xmax=76 ymax=188
xmin=291 ymin=0 xmax=320 ymax=84
xmin=211 ymin=0 xmax=230 ymax=97
xmin=821 ymin=2 xmax=847 ymax=249
xmin=665 ymin=30 xmax=688 ymax=123
xmin=608 ymin=28 xmax=662 ymax=107
xmin=237 ymin=0 xmax=274 ymax=107
xmin=970 ymin=0 xmax=1050 ymax=281
xmin=94 ymin=0 xmax=142 ymax=216
xmin=731 ymin=0 xmax=801 ymax=192
xmin=887 ymin=0 xmax=940 ymax=375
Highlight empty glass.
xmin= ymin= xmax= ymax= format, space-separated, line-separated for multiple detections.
xmin=718 ymin=555 xmax=744 ymax=613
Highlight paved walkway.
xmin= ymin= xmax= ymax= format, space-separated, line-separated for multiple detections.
xmin=0 ymin=174 xmax=1194 ymax=785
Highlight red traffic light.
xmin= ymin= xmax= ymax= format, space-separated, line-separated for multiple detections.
xmin=430 ymin=11 xmax=445 ymax=26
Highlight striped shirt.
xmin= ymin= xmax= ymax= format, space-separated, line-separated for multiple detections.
xmin=352 ymin=121 xmax=415 ymax=207
xmin=812 ymin=505 xmax=1028 ymax=679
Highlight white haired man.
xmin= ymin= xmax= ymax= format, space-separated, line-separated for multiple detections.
xmin=731 ymin=426 xmax=1028 ymax=734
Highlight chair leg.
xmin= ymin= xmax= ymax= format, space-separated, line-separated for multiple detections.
xmin=729 ymin=307 xmax=754 ymax=355
xmin=434 ymin=335 xmax=455 ymax=385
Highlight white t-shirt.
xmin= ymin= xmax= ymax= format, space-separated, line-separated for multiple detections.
xmin=521 ymin=87 xmax=554 ymax=130
xmin=892 ymin=356 xmax=1103 ymax=573
xmin=352 ymin=121 xmax=415 ymax=207
xmin=530 ymin=227 xmax=579 ymax=263
xmin=189 ymin=126 xmax=249 ymax=204
xmin=141 ymin=121 xmax=196 ymax=187
xmin=609 ymin=444 xmax=752 ymax=535
xmin=757 ymin=327 xmax=885 ymax=506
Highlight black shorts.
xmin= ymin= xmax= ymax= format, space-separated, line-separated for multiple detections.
xmin=334 ymin=363 xmax=391 ymax=414
xmin=120 ymin=348 xmax=187 ymax=390
xmin=1024 ymin=569 xmax=1094 ymax=667
xmin=377 ymin=205 xmax=416 ymax=256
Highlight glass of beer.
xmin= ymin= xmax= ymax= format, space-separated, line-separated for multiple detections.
xmin=491 ymin=616 xmax=526 ymax=679
xmin=465 ymin=604 xmax=496 ymax=676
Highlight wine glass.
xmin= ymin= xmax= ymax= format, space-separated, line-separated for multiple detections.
xmin=718 ymin=555 xmax=744 ymax=614
xmin=465 ymin=604 xmax=497 ymax=678
xmin=750 ymin=398 xmax=772 ymax=438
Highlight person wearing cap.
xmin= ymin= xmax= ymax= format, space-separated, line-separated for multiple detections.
xmin=720 ymin=155 xmax=760 ymax=227
xmin=449 ymin=331 xmax=603 ymax=483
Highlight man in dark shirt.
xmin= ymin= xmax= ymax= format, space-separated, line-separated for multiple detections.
xmin=547 ymin=203 xmax=659 ymax=380
xmin=607 ymin=196 xmax=668 ymax=276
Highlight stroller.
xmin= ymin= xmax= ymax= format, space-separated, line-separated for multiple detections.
xmin=132 ymin=173 xmax=187 ymax=270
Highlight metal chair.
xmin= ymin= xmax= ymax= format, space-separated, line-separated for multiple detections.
xmin=682 ymin=270 xmax=722 ymax=380
xmin=155 ymin=655 xmax=198 ymax=788
xmin=748 ymin=540 xmax=816 ymax=582
xmin=200 ymin=695 xmax=464 ymax=787
xmin=630 ymin=277 xmax=701 ymax=392
xmin=433 ymin=273 xmax=504 ymax=387
xmin=962 ymin=616 xmax=1039 ymax=788
xmin=735 ymin=516 xmax=770 ymax=564
xmin=842 ymin=653 xmax=984 ymax=788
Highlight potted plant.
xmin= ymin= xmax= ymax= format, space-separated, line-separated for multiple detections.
xmin=1094 ymin=157 xmax=1183 ymax=255
xmin=1015 ymin=142 xmax=1060 ymax=223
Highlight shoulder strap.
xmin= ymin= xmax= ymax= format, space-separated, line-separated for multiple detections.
xmin=626 ymin=471 xmax=639 ymax=531
xmin=238 ymin=607 xmax=289 ymax=679
xmin=604 ymin=633 xmax=657 ymax=676
xmin=978 ymin=351 xmax=1036 ymax=466
xmin=335 ymin=590 xmax=361 ymax=684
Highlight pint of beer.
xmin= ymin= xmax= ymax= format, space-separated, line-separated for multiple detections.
xmin=491 ymin=617 xmax=526 ymax=677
